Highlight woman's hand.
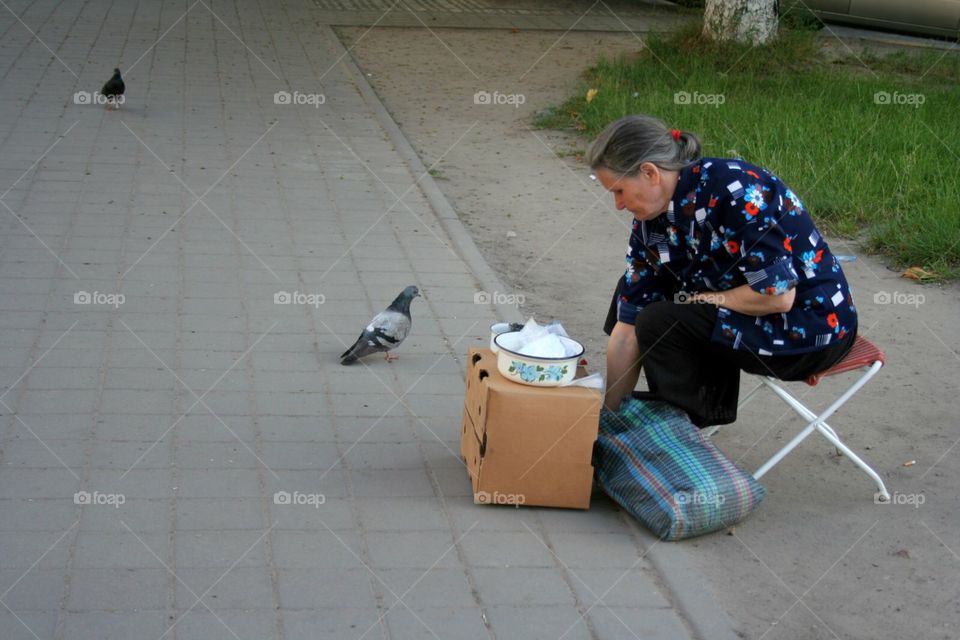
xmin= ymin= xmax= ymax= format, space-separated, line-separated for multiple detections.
xmin=692 ymin=284 xmax=795 ymax=316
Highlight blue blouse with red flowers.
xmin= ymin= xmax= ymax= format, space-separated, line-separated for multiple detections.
xmin=616 ymin=157 xmax=856 ymax=355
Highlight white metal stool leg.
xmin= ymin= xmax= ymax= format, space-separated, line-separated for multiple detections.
xmin=752 ymin=362 xmax=890 ymax=501
xmin=706 ymin=381 xmax=841 ymax=443
xmin=759 ymin=378 xmax=843 ymax=451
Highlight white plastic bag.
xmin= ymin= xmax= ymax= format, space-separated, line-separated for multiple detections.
xmin=562 ymin=373 xmax=605 ymax=390
xmin=508 ymin=319 xmax=579 ymax=358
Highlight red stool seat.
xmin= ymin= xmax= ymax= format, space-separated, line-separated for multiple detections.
xmin=805 ymin=336 xmax=886 ymax=386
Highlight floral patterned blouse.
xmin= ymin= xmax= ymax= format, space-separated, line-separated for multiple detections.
xmin=617 ymin=157 xmax=856 ymax=355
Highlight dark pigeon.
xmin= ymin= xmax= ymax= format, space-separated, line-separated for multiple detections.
xmin=340 ymin=285 xmax=420 ymax=365
xmin=101 ymin=68 xmax=124 ymax=110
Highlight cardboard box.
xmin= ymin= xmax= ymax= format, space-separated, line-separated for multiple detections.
xmin=460 ymin=348 xmax=601 ymax=509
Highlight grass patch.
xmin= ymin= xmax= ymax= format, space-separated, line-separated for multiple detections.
xmin=536 ymin=23 xmax=960 ymax=279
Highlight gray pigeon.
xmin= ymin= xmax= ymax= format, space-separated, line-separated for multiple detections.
xmin=101 ymin=68 xmax=124 ymax=110
xmin=340 ymin=285 xmax=420 ymax=365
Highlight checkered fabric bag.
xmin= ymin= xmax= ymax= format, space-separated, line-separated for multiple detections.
xmin=595 ymin=396 xmax=767 ymax=540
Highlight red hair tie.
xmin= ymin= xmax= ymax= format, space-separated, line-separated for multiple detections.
xmin=670 ymin=129 xmax=681 ymax=141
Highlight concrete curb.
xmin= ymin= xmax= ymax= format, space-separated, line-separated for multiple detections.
xmin=622 ymin=517 xmax=742 ymax=640
xmin=324 ymin=25 xmax=523 ymax=327
xmin=328 ymin=24 xmax=741 ymax=640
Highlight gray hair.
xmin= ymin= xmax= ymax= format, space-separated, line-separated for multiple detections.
xmin=585 ymin=115 xmax=702 ymax=176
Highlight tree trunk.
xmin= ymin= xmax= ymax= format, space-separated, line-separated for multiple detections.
xmin=703 ymin=0 xmax=778 ymax=45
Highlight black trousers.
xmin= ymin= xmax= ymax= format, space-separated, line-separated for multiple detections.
xmin=604 ymin=295 xmax=857 ymax=428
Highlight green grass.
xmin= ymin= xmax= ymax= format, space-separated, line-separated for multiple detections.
xmin=536 ymin=23 xmax=960 ymax=279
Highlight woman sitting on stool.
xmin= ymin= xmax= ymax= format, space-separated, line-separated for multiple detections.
xmin=589 ymin=114 xmax=857 ymax=426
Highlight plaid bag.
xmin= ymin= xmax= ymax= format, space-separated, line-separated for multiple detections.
xmin=595 ymin=396 xmax=766 ymax=540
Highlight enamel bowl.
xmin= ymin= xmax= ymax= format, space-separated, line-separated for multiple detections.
xmin=489 ymin=322 xmax=515 ymax=354
xmin=493 ymin=331 xmax=584 ymax=387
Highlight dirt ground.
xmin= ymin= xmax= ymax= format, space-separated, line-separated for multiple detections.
xmin=337 ymin=26 xmax=960 ymax=640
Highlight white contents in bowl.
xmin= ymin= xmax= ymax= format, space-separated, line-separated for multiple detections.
xmin=519 ymin=334 xmax=567 ymax=358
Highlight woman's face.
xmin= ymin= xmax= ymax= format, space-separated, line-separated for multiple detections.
xmin=595 ymin=164 xmax=678 ymax=221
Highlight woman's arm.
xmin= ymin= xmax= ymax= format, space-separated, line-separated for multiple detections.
xmin=604 ymin=321 xmax=643 ymax=412
xmin=692 ymin=284 xmax=795 ymax=316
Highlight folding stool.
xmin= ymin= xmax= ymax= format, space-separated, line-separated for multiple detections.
xmin=707 ymin=335 xmax=891 ymax=502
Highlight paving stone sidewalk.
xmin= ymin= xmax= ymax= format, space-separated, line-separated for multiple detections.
xmin=0 ymin=1 xmax=721 ymax=638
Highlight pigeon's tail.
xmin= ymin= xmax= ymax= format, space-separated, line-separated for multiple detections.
xmin=339 ymin=338 xmax=368 ymax=365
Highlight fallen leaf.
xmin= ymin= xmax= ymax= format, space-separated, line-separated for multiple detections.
xmin=902 ymin=266 xmax=937 ymax=281
xmin=586 ymin=88 xmax=599 ymax=103
xmin=893 ymin=549 xmax=910 ymax=558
